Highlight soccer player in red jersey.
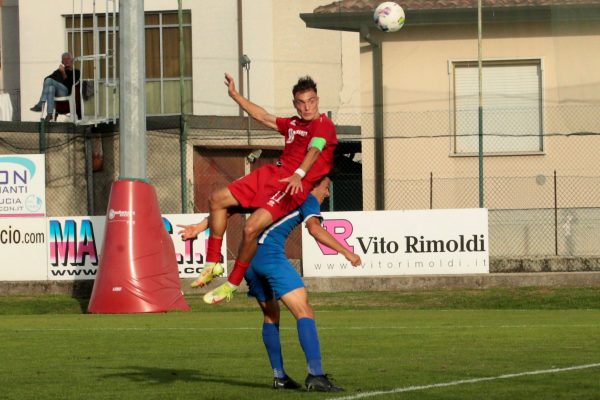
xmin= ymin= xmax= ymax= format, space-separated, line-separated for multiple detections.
xmin=194 ymin=73 xmax=337 ymax=304
xmin=179 ymin=176 xmax=360 ymax=390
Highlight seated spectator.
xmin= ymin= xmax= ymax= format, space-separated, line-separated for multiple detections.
xmin=30 ymin=52 xmax=80 ymax=121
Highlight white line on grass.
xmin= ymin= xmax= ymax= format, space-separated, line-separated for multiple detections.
xmin=321 ymin=324 xmax=600 ymax=330
xmin=329 ymin=363 xmax=600 ymax=400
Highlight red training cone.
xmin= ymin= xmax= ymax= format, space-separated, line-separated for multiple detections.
xmin=88 ymin=179 xmax=190 ymax=313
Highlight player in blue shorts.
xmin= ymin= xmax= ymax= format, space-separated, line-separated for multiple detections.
xmin=178 ymin=176 xmax=361 ymax=391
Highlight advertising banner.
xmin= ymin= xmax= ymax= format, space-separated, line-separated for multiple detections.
xmin=0 ymin=154 xmax=46 ymax=217
xmin=302 ymin=208 xmax=489 ymax=277
xmin=47 ymin=216 xmax=105 ymax=280
xmin=46 ymin=213 xmax=225 ymax=280
xmin=0 ymin=217 xmax=47 ymax=280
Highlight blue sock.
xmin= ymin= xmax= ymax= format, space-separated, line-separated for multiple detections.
xmin=297 ymin=317 xmax=324 ymax=376
xmin=262 ymin=322 xmax=285 ymax=378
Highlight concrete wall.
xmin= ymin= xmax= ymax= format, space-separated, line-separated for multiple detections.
xmin=2 ymin=270 xmax=600 ymax=296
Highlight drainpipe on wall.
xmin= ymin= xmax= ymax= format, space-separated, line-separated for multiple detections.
xmin=237 ymin=0 xmax=245 ymax=118
xmin=361 ymin=26 xmax=385 ymax=210
xmin=178 ymin=0 xmax=188 ymax=213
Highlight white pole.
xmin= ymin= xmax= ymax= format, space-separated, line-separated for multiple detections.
xmin=80 ymin=0 xmax=85 ymax=122
xmin=112 ymin=0 xmax=117 ymax=122
xmin=477 ymin=0 xmax=484 ymax=207
xmin=93 ymin=0 xmax=99 ymax=121
xmin=105 ymin=0 xmax=109 ymax=120
xmin=119 ymin=0 xmax=146 ymax=179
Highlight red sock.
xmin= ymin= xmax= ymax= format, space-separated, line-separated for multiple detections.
xmin=228 ymin=259 xmax=251 ymax=286
xmin=206 ymin=237 xmax=223 ymax=263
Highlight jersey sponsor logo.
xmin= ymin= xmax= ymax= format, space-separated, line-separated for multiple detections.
xmin=286 ymin=128 xmax=308 ymax=144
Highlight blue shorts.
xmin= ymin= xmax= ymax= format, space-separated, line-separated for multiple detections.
xmin=245 ymin=258 xmax=304 ymax=302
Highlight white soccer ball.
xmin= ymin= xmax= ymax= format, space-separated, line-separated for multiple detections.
xmin=373 ymin=2 xmax=405 ymax=33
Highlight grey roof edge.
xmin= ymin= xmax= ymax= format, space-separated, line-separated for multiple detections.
xmin=301 ymin=3 xmax=600 ymax=31
xmin=313 ymin=0 xmax=600 ymax=14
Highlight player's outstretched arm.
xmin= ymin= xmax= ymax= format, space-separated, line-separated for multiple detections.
xmin=224 ymin=72 xmax=277 ymax=130
xmin=305 ymin=217 xmax=361 ymax=266
xmin=177 ymin=218 xmax=209 ymax=240
xmin=177 ymin=208 xmax=245 ymax=241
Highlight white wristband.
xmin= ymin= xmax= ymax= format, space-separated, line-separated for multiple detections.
xmin=294 ymin=168 xmax=306 ymax=178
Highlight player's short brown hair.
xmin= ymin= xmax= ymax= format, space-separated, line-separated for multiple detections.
xmin=292 ymin=76 xmax=317 ymax=96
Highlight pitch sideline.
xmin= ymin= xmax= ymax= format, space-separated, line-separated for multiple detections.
xmin=330 ymin=363 xmax=600 ymax=400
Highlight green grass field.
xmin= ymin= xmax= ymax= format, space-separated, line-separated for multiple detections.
xmin=1 ymin=288 xmax=599 ymax=399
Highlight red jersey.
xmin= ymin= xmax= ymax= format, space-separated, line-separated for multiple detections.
xmin=275 ymin=113 xmax=338 ymax=186
xmin=228 ymin=114 xmax=337 ymax=221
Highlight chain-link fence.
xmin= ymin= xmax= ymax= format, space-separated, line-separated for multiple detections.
xmin=332 ymin=107 xmax=600 ymax=258
xmin=1 ymin=111 xmax=599 ymax=258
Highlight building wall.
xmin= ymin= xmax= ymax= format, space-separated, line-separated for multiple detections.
xmin=359 ymin=19 xmax=600 ymax=210
xmin=17 ymin=0 xmax=239 ymax=121
xmin=271 ymin=1 xmax=361 ymax=117
xmin=1 ymin=0 xmax=20 ymax=119
xmin=14 ymin=0 xmax=360 ymax=122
